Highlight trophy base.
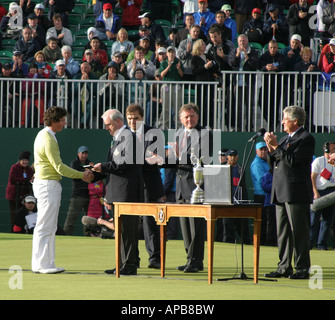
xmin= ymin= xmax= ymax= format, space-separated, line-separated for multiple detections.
xmin=191 ymin=191 xmax=204 ymax=204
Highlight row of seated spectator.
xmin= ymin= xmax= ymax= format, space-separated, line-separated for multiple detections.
xmin=0 ymin=0 xmax=334 ymax=55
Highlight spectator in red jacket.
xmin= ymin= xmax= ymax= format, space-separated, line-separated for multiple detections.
xmin=321 ymin=38 xmax=335 ymax=73
xmin=119 ymin=0 xmax=143 ymax=30
xmin=6 ymin=151 xmax=34 ymax=232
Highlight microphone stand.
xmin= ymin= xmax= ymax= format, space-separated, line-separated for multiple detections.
xmin=217 ymin=137 xmax=277 ymax=282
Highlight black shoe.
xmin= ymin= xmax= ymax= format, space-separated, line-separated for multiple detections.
xmin=177 ymin=264 xmax=187 ymax=271
xmin=104 ymin=267 xmax=137 ymax=275
xmin=288 ymin=271 xmax=309 ymax=279
xmin=264 ymin=270 xmax=292 ymax=278
xmin=148 ymin=261 xmax=161 ymax=269
xmin=177 ymin=263 xmax=204 ymax=271
xmin=183 ymin=266 xmax=199 ymax=273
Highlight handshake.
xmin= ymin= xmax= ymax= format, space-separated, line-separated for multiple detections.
xmin=82 ymin=170 xmax=94 ymax=183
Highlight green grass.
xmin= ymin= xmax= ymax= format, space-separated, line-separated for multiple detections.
xmin=0 ymin=233 xmax=334 ymax=300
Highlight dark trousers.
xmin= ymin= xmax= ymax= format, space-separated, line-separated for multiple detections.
xmin=276 ymin=202 xmax=311 ymax=273
xmin=121 ymin=215 xmax=139 ymax=270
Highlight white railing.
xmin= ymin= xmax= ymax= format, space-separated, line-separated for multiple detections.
xmin=0 ymin=72 xmax=334 ymax=132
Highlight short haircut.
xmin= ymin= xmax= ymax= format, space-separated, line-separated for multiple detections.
xmin=179 ymin=103 xmax=199 ymax=116
xmin=283 ymin=106 xmax=306 ymax=126
xmin=126 ymin=104 xmax=144 ymax=117
xmin=102 ymin=109 xmax=124 ymax=122
xmin=44 ymin=106 xmax=67 ymax=126
xmin=215 ymin=10 xmax=226 ymax=17
xmin=61 ymin=45 xmax=72 ymax=53
xmin=53 ymin=13 xmax=62 ymax=21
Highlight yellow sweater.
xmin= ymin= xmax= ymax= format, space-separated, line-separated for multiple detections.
xmin=34 ymin=127 xmax=84 ymax=181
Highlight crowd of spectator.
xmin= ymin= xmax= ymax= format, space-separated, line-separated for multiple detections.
xmin=0 ymin=0 xmax=335 ymax=129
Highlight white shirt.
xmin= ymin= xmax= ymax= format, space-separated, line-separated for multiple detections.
xmin=312 ymin=156 xmax=335 ymax=190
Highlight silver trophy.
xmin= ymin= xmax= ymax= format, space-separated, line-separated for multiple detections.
xmin=190 ymin=149 xmax=204 ymax=204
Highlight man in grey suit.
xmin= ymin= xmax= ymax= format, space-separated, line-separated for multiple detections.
xmin=93 ymin=109 xmax=143 ymax=275
xmin=264 ymin=106 xmax=315 ymax=279
xmin=173 ymin=103 xmax=212 ymax=273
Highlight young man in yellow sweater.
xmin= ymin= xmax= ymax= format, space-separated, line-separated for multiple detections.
xmin=32 ymin=106 xmax=93 ymax=274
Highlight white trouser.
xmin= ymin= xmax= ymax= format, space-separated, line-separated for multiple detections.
xmin=32 ymin=179 xmax=62 ymax=271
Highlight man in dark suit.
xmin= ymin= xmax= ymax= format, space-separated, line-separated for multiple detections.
xmin=173 ymin=103 xmax=212 ymax=273
xmin=93 ymin=109 xmax=143 ymax=275
xmin=264 ymin=106 xmax=315 ymax=279
xmin=125 ymin=104 xmax=165 ymax=269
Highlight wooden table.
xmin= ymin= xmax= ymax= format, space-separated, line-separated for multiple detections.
xmin=113 ymin=202 xmax=262 ymax=284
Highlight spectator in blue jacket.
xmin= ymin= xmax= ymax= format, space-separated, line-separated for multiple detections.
xmin=222 ymin=4 xmax=237 ymax=42
xmin=95 ymin=3 xmax=121 ymax=41
xmin=193 ymin=0 xmax=216 ymax=35
xmin=260 ymin=169 xmax=277 ymax=246
xmin=250 ymin=141 xmax=275 ymax=245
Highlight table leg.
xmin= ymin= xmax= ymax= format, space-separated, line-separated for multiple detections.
xmin=160 ymin=225 xmax=166 ymax=278
xmin=114 ymin=206 xmax=121 ymax=278
xmin=207 ymin=219 xmax=215 ymax=284
xmin=253 ymin=213 xmax=261 ymax=284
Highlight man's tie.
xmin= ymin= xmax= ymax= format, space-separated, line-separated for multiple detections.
xmin=283 ymin=135 xmax=291 ymax=150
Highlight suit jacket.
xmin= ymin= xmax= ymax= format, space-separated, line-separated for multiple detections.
xmin=175 ymin=124 xmax=212 ymax=201
xmin=268 ymin=127 xmax=315 ymax=204
xmin=101 ymin=127 xmax=144 ymax=203
xmin=141 ymin=124 xmax=165 ymax=202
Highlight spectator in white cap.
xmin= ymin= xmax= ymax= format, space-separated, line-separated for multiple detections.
xmin=34 ymin=3 xmax=52 ymax=32
xmin=0 ymin=2 xmax=23 ymax=39
xmin=280 ymin=34 xmax=303 ymax=70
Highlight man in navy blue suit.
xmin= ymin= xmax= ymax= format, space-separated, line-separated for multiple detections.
xmin=264 ymin=106 xmax=315 ymax=279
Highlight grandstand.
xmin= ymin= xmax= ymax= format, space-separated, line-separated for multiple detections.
xmin=0 ymin=0 xmax=334 ymax=133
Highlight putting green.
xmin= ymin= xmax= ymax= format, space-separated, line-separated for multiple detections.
xmin=0 ymin=233 xmax=334 ymax=300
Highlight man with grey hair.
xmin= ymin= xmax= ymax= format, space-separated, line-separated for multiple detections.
xmin=61 ymin=45 xmax=79 ymax=76
xmin=264 ymin=106 xmax=315 ymax=279
xmin=93 ymin=109 xmax=144 ymax=275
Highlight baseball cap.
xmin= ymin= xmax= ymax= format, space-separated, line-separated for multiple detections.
xmin=24 ymin=195 xmax=36 ymax=203
xmin=157 ymin=47 xmax=166 ymax=54
xmin=226 ymin=149 xmax=238 ymax=156
xmin=252 ymin=8 xmax=261 ymax=14
xmin=198 ymin=0 xmax=208 ymax=3
xmin=113 ymin=51 xmax=122 ymax=57
xmin=268 ymin=4 xmax=278 ymax=11
xmin=291 ymin=34 xmax=302 ymax=42
xmin=55 ymin=59 xmax=66 ymax=66
xmin=103 ymin=3 xmax=113 ymax=10
xmin=167 ymin=46 xmax=176 ymax=52
xmin=13 ymin=50 xmax=22 ymax=56
xmin=140 ymin=36 xmax=150 ymax=42
xmin=35 ymin=3 xmax=45 ymax=9
xmin=84 ymin=49 xmax=94 ymax=55
xmin=2 ymin=63 xmax=12 ymax=70
xmin=28 ymin=13 xmax=37 ymax=19
xmin=329 ymin=38 xmax=335 ymax=46
xmin=255 ymin=141 xmax=267 ymax=150
xmin=221 ymin=4 xmax=232 ymax=11
xmin=218 ymin=148 xmax=228 ymax=156
xmin=78 ymin=146 xmax=89 ymax=153
xmin=138 ymin=12 xmax=153 ymax=20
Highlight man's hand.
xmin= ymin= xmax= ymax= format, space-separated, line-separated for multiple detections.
xmin=92 ymin=163 xmax=102 ymax=172
xmin=82 ymin=170 xmax=94 ymax=183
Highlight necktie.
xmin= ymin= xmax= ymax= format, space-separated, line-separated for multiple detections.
xmin=283 ymin=135 xmax=291 ymax=150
